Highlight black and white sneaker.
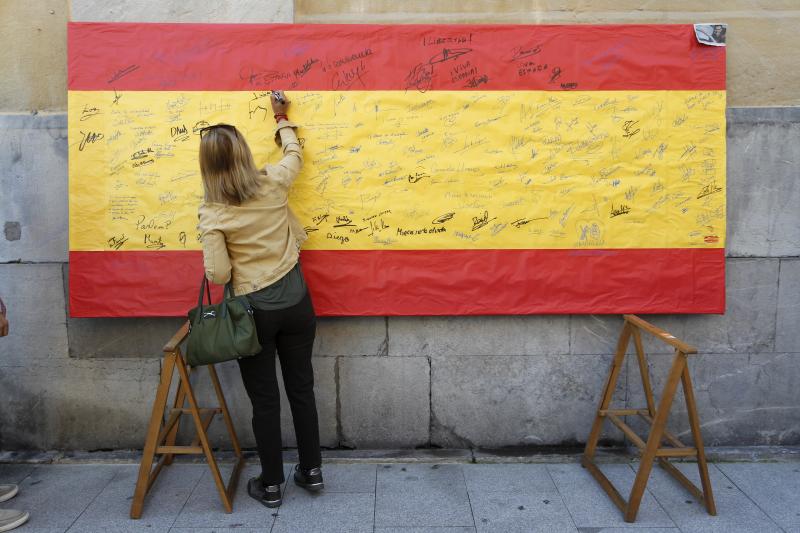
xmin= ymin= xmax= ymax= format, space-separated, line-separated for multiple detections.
xmin=293 ymin=464 xmax=324 ymax=492
xmin=247 ymin=476 xmax=282 ymax=508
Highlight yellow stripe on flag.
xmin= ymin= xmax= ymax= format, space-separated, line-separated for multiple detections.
xmin=68 ymin=90 xmax=725 ymax=251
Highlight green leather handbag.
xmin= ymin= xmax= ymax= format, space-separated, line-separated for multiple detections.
xmin=185 ymin=277 xmax=262 ymax=366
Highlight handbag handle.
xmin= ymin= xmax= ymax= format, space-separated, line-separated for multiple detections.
xmin=220 ymin=282 xmax=234 ymax=319
xmin=196 ymin=276 xmax=213 ymax=319
xmin=196 ymin=277 xmax=238 ymax=321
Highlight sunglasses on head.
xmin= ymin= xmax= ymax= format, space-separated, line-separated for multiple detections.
xmin=199 ymin=123 xmax=239 ymax=138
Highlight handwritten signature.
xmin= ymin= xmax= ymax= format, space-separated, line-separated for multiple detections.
xmin=80 ymin=105 xmax=101 ymax=121
xmin=610 ymin=203 xmax=631 ymax=218
xmin=107 ymin=234 xmax=128 ymax=250
xmin=144 ymin=233 xmax=166 ymax=250
xmin=405 ymin=47 xmax=473 ymax=92
xmin=107 ymin=64 xmax=139 ymax=84
xmin=697 ymin=181 xmax=722 ymax=199
xmin=622 ymin=120 xmax=641 ymax=138
xmin=432 ymin=212 xmax=455 ymax=224
xmin=471 ymin=210 xmax=496 ymax=231
xmin=78 ymin=131 xmax=104 ymax=151
xmin=510 ymin=44 xmax=543 ymax=61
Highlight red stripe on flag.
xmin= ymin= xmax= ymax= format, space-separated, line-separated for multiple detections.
xmin=69 ymin=249 xmax=725 ymax=317
xmin=68 ymin=23 xmax=725 ymax=91
xmin=68 ymin=250 xmax=221 ymax=318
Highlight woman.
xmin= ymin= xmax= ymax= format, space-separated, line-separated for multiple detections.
xmin=197 ymin=91 xmax=323 ymax=509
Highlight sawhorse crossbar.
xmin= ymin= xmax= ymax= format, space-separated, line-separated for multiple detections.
xmin=582 ymin=314 xmax=717 ymax=522
xmin=130 ymin=321 xmax=245 ymax=518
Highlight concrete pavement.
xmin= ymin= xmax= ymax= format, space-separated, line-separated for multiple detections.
xmin=1 ymin=453 xmax=799 ymax=532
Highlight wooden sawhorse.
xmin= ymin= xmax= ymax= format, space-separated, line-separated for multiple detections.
xmin=130 ymin=321 xmax=245 ymax=518
xmin=582 ymin=314 xmax=716 ymax=522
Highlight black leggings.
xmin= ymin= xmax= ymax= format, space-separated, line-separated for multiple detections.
xmin=236 ymin=291 xmax=321 ymax=485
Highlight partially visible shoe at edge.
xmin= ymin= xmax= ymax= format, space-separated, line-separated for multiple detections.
xmin=293 ymin=464 xmax=324 ymax=491
xmin=246 ymin=476 xmax=282 ymax=508
xmin=0 ymin=509 xmax=30 ymax=532
xmin=0 ymin=485 xmax=18 ymax=503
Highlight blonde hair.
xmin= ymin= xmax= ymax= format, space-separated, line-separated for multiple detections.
xmin=199 ymin=125 xmax=261 ymax=205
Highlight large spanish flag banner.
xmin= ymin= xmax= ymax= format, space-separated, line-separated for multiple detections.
xmin=68 ymin=23 xmax=726 ymax=317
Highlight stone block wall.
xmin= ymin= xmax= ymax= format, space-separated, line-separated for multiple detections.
xmin=0 ymin=1 xmax=798 ymax=451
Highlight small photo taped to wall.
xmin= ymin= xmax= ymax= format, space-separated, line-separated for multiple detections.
xmin=694 ymin=23 xmax=727 ymax=46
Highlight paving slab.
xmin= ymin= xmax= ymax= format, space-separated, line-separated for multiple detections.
xmin=170 ymin=529 xmax=267 ymax=533
xmin=377 ymin=463 xmax=463 ymax=490
xmin=171 ymin=464 xmax=277 ymax=529
xmin=375 ymin=527 xmax=475 ymax=533
xmin=67 ymin=519 xmax=164 ymax=532
xmin=716 ymin=462 xmax=800 ymax=532
xmin=0 ymin=463 xmax=35 ymax=484
xmin=0 ymin=464 xmax=118 ymax=531
xmin=646 ymin=462 xmax=783 ymax=533
xmin=462 ymin=464 xmax=557 ymax=494
xmin=547 ymin=463 xmax=675 ymax=528
xmin=320 ymin=448 xmax=473 ymax=463
xmin=580 ymin=527 xmax=681 ymax=533
xmin=309 ymin=463 xmax=376 ymax=493
xmin=375 ymin=464 xmax=473 ymax=528
xmin=272 ymin=489 xmax=374 ymax=533
xmin=0 ymin=527 xmax=64 ymax=533
xmin=470 ymin=491 xmax=578 ymax=532
xmin=67 ymin=464 xmax=204 ymax=532
xmin=0 ymin=460 xmax=798 ymax=533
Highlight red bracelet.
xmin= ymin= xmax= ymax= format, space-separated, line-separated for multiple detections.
xmin=274 ymin=113 xmax=288 ymax=123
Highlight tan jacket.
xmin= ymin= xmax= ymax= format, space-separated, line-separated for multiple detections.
xmin=197 ymin=121 xmax=307 ymax=296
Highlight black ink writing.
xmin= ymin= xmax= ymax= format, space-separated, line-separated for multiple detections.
xmin=78 ymin=131 xmax=104 ymax=151
xmin=397 ymin=226 xmax=447 ymax=236
xmin=610 ymin=203 xmax=631 ymax=218
xmin=333 ymin=61 xmax=367 ymax=90
xmin=108 ymin=64 xmax=140 ymax=84
xmin=471 ymin=210 xmax=496 ymax=231
xmin=464 ymin=74 xmax=489 ymax=88
xmin=107 ymin=234 xmax=128 ymax=250
xmin=697 ymin=181 xmax=722 ymax=199
xmin=80 ymin=105 xmax=101 ymax=121
xmin=333 ymin=215 xmax=355 ymax=228
xmin=144 ymin=233 xmax=166 ymax=250
xmin=170 ymin=124 xmax=189 ymax=142
xmin=422 ymin=34 xmax=472 ymax=47
xmin=326 ymin=232 xmax=350 ymax=245
xmin=510 ymin=44 xmax=542 ymax=61
xmin=432 ymin=212 xmax=455 ymax=224
xmin=622 ymin=120 xmax=640 ymax=138
xmin=408 ymin=170 xmax=430 ymax=183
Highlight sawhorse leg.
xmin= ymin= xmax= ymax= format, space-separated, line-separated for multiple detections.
xmin=130 ymin=351 xmax=176 ymax=519
xmin=130 ymin=344 xmax=244 ymax=519
xmin=582 ymin=315 xmax=716 ymax=523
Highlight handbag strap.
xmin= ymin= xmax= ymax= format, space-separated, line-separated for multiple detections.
xmin=196 ymin=276 xmax=212 ymax=318
xmin=220 ymin=281 xmax=235 ymax=318
xmin=195 ymin=278 xmax=239 ymax=320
